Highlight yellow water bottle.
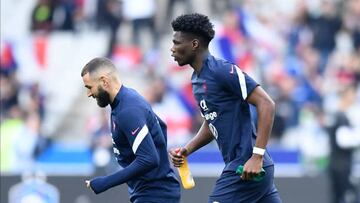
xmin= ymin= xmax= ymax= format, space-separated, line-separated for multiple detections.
xmin=176 ymin=148 xmax=195 ymax=189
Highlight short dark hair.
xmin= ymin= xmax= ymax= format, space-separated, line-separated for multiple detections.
xmin=81 ymin=57 xmax=116 ymax=77
xmin=171 ymin=13 xmax=215 ymax=46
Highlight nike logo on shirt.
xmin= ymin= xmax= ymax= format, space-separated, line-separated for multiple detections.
xmin=131 ymin=127 xmax=140 ymax=135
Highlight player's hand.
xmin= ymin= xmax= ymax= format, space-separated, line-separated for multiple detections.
xmin=169 ymin=147 xmax=188 ymax=167
xmin=241 ymin=154 xmax=263 ymax=181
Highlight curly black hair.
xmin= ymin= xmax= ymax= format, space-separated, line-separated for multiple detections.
xmin=171 ymin=13 xmax=215 ymax=46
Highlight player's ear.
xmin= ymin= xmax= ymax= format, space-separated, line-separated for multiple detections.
xmin=99 ymin=75 xmax=109 ymax=88
xmin=192 ymin=39 xmax=199 ymax=50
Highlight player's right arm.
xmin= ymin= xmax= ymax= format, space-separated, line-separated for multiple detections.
xmin=88 ymin=108 xmax=160 ymax=194
xmin=169 ymin=120 xmax=213 ymax=167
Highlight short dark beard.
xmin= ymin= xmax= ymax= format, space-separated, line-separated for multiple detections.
xmin=96 ymin=86 xmax=111 ymax=108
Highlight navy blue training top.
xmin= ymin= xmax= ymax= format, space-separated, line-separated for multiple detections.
xmin=191 ymin=54 xmax=274 ymax=172
xmin=90 ymin=86 xmax=180 ymax=202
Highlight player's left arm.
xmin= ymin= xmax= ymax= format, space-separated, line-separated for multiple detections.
xmin=242 ymin=86 xmax=275 ymax=180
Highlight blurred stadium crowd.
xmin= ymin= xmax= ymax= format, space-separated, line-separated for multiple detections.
xmin=1 ymin=0 xmax=359 ymax=192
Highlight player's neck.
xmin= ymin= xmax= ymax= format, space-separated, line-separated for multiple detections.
xmin=191 ymin=50 xmax=209 ymax=74
xmin=109 ymin=83 xmax=122 ymax=103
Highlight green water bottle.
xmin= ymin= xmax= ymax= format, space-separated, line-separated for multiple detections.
xmin=236 ymin=165 xmax=266 ymax=181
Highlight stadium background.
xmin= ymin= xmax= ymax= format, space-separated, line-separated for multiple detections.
xmin=1 ymin=0 xmax=359 ymax=202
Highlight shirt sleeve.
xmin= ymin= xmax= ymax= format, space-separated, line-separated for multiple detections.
xmin=117 ymin=107 xmax=154 ymax=155
xmin=213 ymin=63 xmax=259 ymax=101
xmin=90 ymin=107 xmax=160 ymax=194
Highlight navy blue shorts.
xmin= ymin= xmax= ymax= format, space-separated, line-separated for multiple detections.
xmin=208 ymin=165 xmax=282 ymax=203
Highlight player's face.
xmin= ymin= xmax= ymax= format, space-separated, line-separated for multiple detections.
xmin=82 ymin=73 xmax=111 ymax=108
xmin=171 ymin=31 xmax=196 ymax=66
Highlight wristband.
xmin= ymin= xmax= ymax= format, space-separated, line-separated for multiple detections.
xmin=253 ymin=147 xmax=265 ymax=156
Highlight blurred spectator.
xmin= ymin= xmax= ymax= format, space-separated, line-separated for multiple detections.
xmin=96 ymin=0 xmax=122 ymax=57
xmin=86 ymin=109 xmax=117 ymax=173
xmin=269 ymin=86 xmax=296 ymax=140
xmin=162 ymin=0 xmax=192 ymax=33
xmin=25 ymin=83 xmax=46 ymax=121
xmin=265 ymin=60 xmax=300 ymax=129
xmin=0 ymin=95 xmax=42 ymax=172
xmin=216 ymin=9 xmax=250 ymax=67
xmin=122 ymin=0 xmax=158 ymax=50
xmin=16 ymin=112 xmax=41 ymax=171
xmin=344 ymin=0 xmax=360 ymax=51
xmin=31 ymin=0 xmax=55 ymax=33
xmin=325 ymin=82 xmax=360 ymax=203
xmin=1 ymin=41 xmax=17 ymax=76
xmin=143 ymin=75 xmax=194 ymax=148
xmin=1 ymin=41 xmax=19 ymax=120
xmin=210 ymin=0 xmax=232 ymax=17
xmin=52 ymin=0 xmax=82 ymax=31
xmin=305 ymin=0 xmax=342 ymax=74
xmin=90 ymin=110 xmax=112 ymax=151
xmin=143 ymin=75 xmax=167 ymax=105
xmin=0 ymin=106 xmax=24 ymax=172
xmin=21 ymin=82 xmax=49 ymax=158
xmin=165 ymin=0 xmax=192 ymax=20
xmin=0 ymin=74 xmax=20 ymax=121
xmin=287 ymin=1 xmax=312 ymax=56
